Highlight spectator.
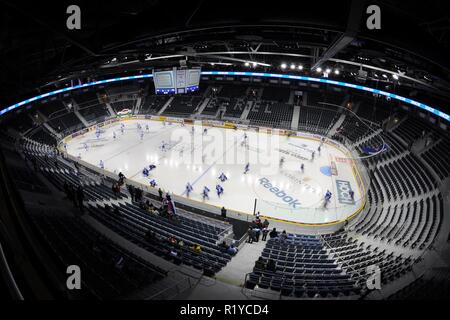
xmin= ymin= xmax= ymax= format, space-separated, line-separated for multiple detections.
xmin=247 ymin=227 xmax=254 ymax=244
xmin=112 ymin=183 xmax=120 ymax=196
xmin=254 ymin=226 xmax=261 ymax=242
xmin=168 ymin=236 xmax=178 ymax=245
xmin=219 ymin=241 xmax=229 ymax=251
xmin=191 ymin=244 xmax=202 ymax=254
xmin=221 ymin=207 xmax=227 ymax=218
xmin=262 ymin=227 xmax=269 ymax=241
xmin=280 ymin=230 xmax=288 ymax=242
xmin=158 ymin=188 xmax=163 ymax=200
xmin=269 ymin=228 xmax=278 ymax=239
xmin=127 ymin=184 xmax=135 ymax=201
xmin=227 ymin=243 xmax=238 ymax=256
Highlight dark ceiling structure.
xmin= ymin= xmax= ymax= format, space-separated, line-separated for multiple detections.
xmin=1 ymin=0 xmax=450 ymax=112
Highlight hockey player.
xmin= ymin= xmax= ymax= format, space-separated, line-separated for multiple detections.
xmin=149 ymin=164 xmax=156 ymax=171
xmin=113 ymin=131 xmax=116 ymax=139
xmin=120 ymin=123 xmax=125 ymax=135
xmin=84 ymin=143 xmax=88 ymax=152
xmin=317 ymin=145 xmax=321 ymax=155
xmin=185 ymin=183 xmax=193 ymax=197
xmin=218 ymin=172 xmax=228 ymax=182
xmin=145 ymin=124 xmax=149 ymax=132
xmin=216 ymin=184 xmax=224 ymax=198
xmin=203 ymin=128 xmax=208 ymax=135
xmin=324 ymin=190 xmax=332 ymax=208
xmin=202 ymin=186 xmax=210 ymax=200
xmin=149 ymin=179 xmax=157 ymax=188
xmin=244 ymin=162 xmax=250 ymax=174
xmin=140 ymin=131 xmax=144 ymax=140
xmin=279 ymin=156 xmax=285 ymax=168
xmin=311 ymin=151 xmax=315 ymax=161
xmin=142 ymin=167 xmax=149 ymax=177
xmin=300 ymin=163 xmax=304 ymax=173
xmin=99 ymin=160 xmax=104 ymax=169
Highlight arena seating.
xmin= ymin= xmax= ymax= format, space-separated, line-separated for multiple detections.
xmin=38 ymin=99 xmax=68 ymax=119
xmin=139 ymin=95 xmax=170 ymax=114
xmin=393 ymin=116 xmax=433 ymax=146
xmin=261 ymin=86 xmax=290 ymax=103
xmin=28 ymin=127 xmax=57 ymax=146
xmin=31 ymin=213 xmax=167 ymax=299
xmin=4 ymin=111 xmax=36 ymax=133
xmin=246 ymin=235 xmax=360 ymax=298
xmin=421 ymin=138 xmax=450 ymax=179
xmin=306 ymin=89 xmax=346 ymax=109
xmin=222 ymin=99 xmax=246 ymax=118
xmin=247 ymin=102 xmax=293 ymax=128
xmin=19 ymin=136 xmax=235 ymax=277
xmin=162 ymin=96 xmax=202 ymax=116
xmin=298 ymin=106 xmax=340 ymax=135
xmin=335 ymin=116 xmax=376 ymax=142
xmin=73 ymin=91 xmax=110 ymax=122
xmin=47 ymin=112 xmax=84 ymax=133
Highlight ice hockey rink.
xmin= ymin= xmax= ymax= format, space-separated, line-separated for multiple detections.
xmin=63 ymin=119 xmax=365 ymax=225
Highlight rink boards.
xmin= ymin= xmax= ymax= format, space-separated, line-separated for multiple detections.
xmin=60 ymin=115 xmax=367 ymax=228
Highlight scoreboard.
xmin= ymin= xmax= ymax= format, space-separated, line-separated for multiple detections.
xmin=153 ymin=67 xmax=201 ymax=94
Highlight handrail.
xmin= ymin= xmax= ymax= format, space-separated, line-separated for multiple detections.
xmin=145 ymin=270 xmax=198 ymax=300
xmin=319 ymin=234 xmax=363 ymax=287
xmin=0 ymin=238 xmax=24 ymax=300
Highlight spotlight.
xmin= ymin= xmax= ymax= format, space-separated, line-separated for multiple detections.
xmin=244 ymin=62 xmax=250 ymax=67
xmin=392 ymin=74 xmax=399 ymax=80
xmin=334 ymin=69 xmax=340 ymax=75
xmin=281 ymin=63 xmax=287 ymax=69
xmin=382 ymin=74 xmax=388 ymax=78
xmin=298 ymin=65 xmax=303 ymax=70
xmin=290 ymin=64 xmax=296 ymax=70
xmin=316 ymin=67 xmax=322 ymax=73
xmin=326 ymin=68 xmax=331 ymax=74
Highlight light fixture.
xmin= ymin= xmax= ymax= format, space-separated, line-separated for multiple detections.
xmin=244 ymin=62 xmax=250 ymax=67
xmin=334 ymin=69 xmax=340 ymax=75
xmin=298 ymin=65 xmax=303 ymax=70
xmin=290 ymin=64 xmax=296 ymax=70
xmin=316 ymin=67 xmax=322 ymax=73
xmin=326 ymin=68 xmax=331 ymax=74
xmin=392 ymin=74 xmax=399 ymax=80
xmin=382 ymin=74 xmax=388 ymax=78
xmin=281 ymin=63 xmax=287 ymax=69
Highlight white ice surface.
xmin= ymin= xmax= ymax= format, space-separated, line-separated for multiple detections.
xmin=65 ymin=119 xmax=363 ymax=224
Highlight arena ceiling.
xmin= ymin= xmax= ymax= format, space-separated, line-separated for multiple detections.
xmin=1 ymin=0 xmax=450 ymax=112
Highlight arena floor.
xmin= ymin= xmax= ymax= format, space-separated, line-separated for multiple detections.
xmin=63 ymin=119 xmax=364 ymax=224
